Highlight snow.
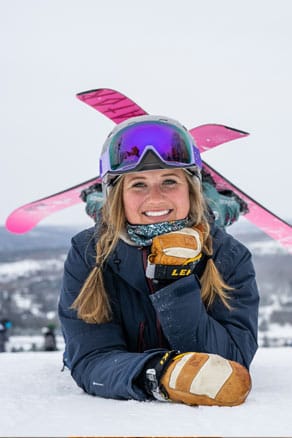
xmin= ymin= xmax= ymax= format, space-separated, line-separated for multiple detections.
xmin=0 ymin=257 xmax=65 ymax=282
xmin=7 ymin=335 xmax=64 ymax=353
xmin=247 ymin=240 xmax=288 ymax=256
xmin=1 ymin=348 xmax=292 ymax=437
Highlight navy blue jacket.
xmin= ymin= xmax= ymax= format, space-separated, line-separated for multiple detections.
xmin=58 ymin=224 xmax=259 ymax=401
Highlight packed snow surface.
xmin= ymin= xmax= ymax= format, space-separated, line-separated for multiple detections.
xmin=1 ymin=347 xmax=292 ymax=437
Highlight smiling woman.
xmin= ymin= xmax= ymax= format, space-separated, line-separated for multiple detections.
xmin=58 ymin=115 xmax=259 ymax=407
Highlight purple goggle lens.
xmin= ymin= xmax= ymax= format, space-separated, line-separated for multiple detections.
xmin=100 ymin=120 xmax=201 ymax=178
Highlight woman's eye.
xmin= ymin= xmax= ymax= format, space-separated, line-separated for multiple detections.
xmin=162 ymin=179 xmax=177 ymax=186
xmin=131 ymin=181 xmax=145 ymax=188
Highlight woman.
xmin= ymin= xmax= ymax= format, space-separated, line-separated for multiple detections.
xmin=59 ymin=115 xmax=259 ymax=406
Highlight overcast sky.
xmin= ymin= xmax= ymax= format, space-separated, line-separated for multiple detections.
xmin=1 ymin=0 xmax=291 ymax=231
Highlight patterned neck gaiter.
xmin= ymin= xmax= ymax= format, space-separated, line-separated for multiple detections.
xmin=126 ymin=218 xmax=189 ymax=246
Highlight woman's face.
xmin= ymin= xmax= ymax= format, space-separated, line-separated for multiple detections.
xmin=123 ymin=168 xmax=190 ymax=224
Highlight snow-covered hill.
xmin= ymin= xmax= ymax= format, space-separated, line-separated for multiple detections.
xmin=1 ymin=348 xmax=292 ymax=437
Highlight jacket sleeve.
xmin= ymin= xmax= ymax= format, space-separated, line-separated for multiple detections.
xmin=58 ymin=231 xmax=164 ymax=400
xmin=149 ymin=231 xmax=259 ymax=368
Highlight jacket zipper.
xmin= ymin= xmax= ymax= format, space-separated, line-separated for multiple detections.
xmin=141 ymin=248 xmax=165 ymax=348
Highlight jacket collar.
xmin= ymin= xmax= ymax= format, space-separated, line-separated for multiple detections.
xmin=106 ymin=239 xmax=149 ymax=294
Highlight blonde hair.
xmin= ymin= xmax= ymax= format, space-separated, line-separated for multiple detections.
xmin=71 ymin=172 xmax=232 ymax=323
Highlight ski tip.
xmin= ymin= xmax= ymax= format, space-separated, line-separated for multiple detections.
xmin=223 ymin=125 xmax=250 ymax=136
xmin=76 ymin=88 xmax=100 ymax=97
xmin=5 ymin=215 xmax=35 ymax=234
xmin=76 ymin=88 xmax=117 ymax=98
xmin=5 ymin=203 xmax=46 ymax=234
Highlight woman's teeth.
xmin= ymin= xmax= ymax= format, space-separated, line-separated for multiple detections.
xmin=145 ymin=210 xmax=170 ymax=217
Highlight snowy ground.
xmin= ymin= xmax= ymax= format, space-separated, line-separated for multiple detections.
xmin=1 ymin=348 xmax=292 ymax=437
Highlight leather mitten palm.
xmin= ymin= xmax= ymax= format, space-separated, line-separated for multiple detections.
xmin=145 ymin=351 xmax=251 ymax=407
xmin=145 ymin=226 xmax=204 ymax=281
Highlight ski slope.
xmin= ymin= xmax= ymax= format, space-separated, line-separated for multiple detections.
xmin=1 ymin=348 xmax=292 ymax=437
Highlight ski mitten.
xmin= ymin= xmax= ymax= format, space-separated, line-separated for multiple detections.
xmin=145 ymin=225 xmax=204 ymax=281
xmin=80 ymin=183 xmax=103 ymax=222
xmin=144 ymin=351 xmax=251 ymax=407
xmin=202 ymin=181 xmax=248 ymax=228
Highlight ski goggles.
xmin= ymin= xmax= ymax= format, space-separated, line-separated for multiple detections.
xmin=100 ymin=118 xmax=202 ymax=179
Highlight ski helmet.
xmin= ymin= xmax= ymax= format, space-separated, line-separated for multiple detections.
xmin=99 ymin=115 xmax=202 ymax=186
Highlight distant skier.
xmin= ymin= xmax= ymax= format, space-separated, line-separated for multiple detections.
xmin=0 ymin=319 xmax=12 ymax=353
xmin=42 ymin=324 xmax=57 ymax=351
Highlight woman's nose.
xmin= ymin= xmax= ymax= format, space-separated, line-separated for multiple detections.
xmin=147 ymin=184 xmax=164 ymax=199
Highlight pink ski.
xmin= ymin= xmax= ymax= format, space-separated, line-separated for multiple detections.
xmin=204 ymin=163 xmax=292 ymax=253
xmin=6 ymin=178 xmax=102 ymax=235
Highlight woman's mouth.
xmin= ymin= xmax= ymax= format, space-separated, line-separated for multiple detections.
xmin=144 ymin=209 xmax=171 ymax=217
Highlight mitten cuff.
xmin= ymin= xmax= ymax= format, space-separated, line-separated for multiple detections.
xmin=140 ymin=351 xmax=178 ymax=400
